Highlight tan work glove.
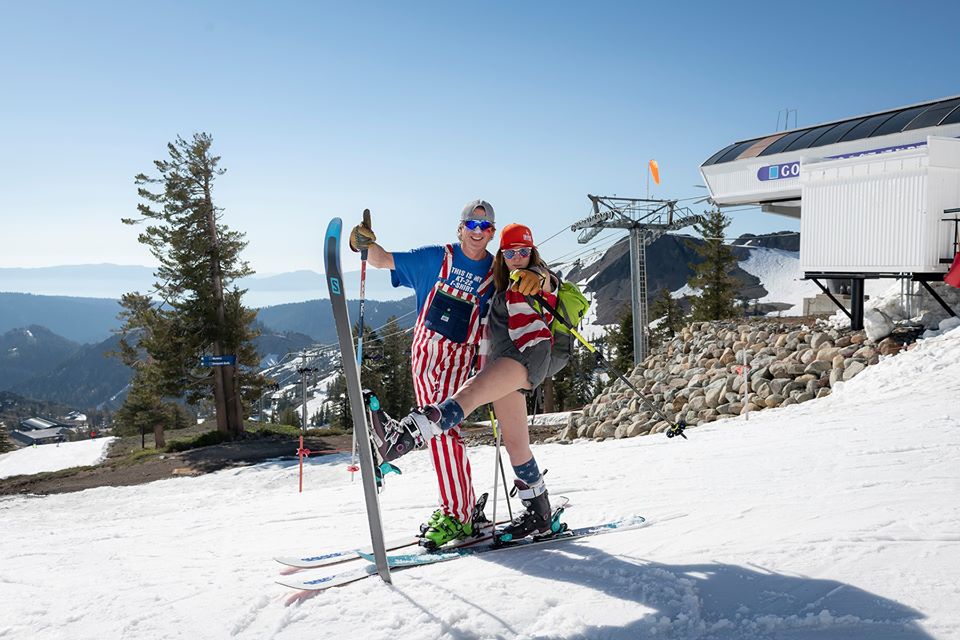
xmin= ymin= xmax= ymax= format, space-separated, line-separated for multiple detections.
xmin=509 ymin=268 xmax=546 ymax=296
xmin=349 ymin=209 xmax=376 ymax=253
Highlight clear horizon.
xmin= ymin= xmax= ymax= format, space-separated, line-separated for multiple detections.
xmin=2 ymin=1 xmax=958 ymax=274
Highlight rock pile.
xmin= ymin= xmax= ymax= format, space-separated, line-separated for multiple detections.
xmin=561 ymin=320 xmax=907 ymax=441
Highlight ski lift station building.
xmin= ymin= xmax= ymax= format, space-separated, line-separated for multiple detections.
xmin=700 ymin=94 xmax=960 ymax=328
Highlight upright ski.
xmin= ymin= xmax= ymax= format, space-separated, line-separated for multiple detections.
xmin=324 ymin=217 xmax=391 ymax=584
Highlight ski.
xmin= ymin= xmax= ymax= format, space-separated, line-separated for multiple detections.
xmin=324 ymin=217 xmax=391 ymax=584
xmin=368 ymin=514 xmax=646 ymax=567
xmin=274 ymin=534 xmax=426 ymax=570
xmin=277 ymin=514 xmax=646 ymax=592
xmin=275 ymin=520 xmax=507 ymax=570
xmin=278 ymin=563 xmax=381 ymax=591
xmin=275 ymin=493 xmax=507 ymax=570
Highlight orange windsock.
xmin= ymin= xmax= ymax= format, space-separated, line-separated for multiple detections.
xmin=648 ymin=159 xmax=660 ymax=185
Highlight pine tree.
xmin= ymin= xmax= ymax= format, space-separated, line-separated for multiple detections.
xmin=0 ymin=422 xmax=12 ymax=453
xmin=326 ymin=372 xmax=352 ymax=429
xmin=649 ymin=287 xmax=686 ymax=349
xmin=378 ymin=317 xmax=415 ymax=417
xmin=114 ymin=365 xmax=170 ymax=448
xmin=607 ymin=308 xmax=634 ymax=374
xmin=120 ymin=133 xmax=260 ymax=437
xmin=278 ymin=407 xmax=301 ymax=428
xmin=552 ymin=341 xmax=604 ymax=411
xmin=688 ymin=209 xmax=739 ymax=321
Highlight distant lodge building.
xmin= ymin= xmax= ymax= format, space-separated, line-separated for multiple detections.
xmin=11 ymin=417 xmax=70 ymax=446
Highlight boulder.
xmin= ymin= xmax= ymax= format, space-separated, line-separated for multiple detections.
xmin=810 ymin=333 xmax=833 ymax=350
xmin=769 ymin=378 xmax=792 ymax=395
xmin=596 ymin=421 xmax=619 ymax=439
xmin=804 ymin=360 xmax=832 ymax=376
xmin=764 ymin=394 xmax=785 ymax=408
xmin=843 ymin=361 xmax=867 ymax=381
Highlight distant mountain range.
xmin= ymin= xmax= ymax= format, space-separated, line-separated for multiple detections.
xmin=0 ymin=325 xmax=326 ymax=411
xmin=0 ymin=264 xmax=402 ymax=308
xmin=0 ymin=293 xmax=124 ymax=345
xmin=0 ymin=326 xmax=81 ymax=391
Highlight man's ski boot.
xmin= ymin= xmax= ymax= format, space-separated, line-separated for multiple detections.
xmin=495 ymin=479 xmax=566 ymax=545
xmin=419 ymin=512 xmax=474 ymax=550
xmin=372 ymin=405 xmax=443 ymax=462
xmin=419 ymin=493 xmax=490 ymax=551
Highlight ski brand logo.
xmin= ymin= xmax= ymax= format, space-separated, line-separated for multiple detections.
xmin=330 ymin=277 xmax=341 ymax=295
xmin=757 ymin=161 xmax=800 ymax=181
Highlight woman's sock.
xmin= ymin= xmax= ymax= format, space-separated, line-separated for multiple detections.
xmin=434 ymin=398 xmax=465 ymax=431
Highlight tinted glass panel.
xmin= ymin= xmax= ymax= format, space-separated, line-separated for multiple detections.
xmin=870 ymin=106 xmax=928 ymax=137
xmin=703 ymin=143 xmax=739 ymax=166
xmin=810 ymin=118 xmax=866 ymax=147
xmin=783 ymin=124 xmax=838 ymax=151
xmin=715 ymin=139 xmax=759 ymax=164
xmin=758 ymin=129 xmax=808 ymax=156
xmin=902 ymin=99 xmax=960 ymax=130
xmin=838 ymin=113 xmax=896 ymax=142
xmin=940 ymin=104 xmax=960 ymax=125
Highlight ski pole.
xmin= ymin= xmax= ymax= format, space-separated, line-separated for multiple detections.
xmin=531 ymin=291 xmax=687 ymax=440
xmin=488 ymin=406 xmax=513 ymax=529
xmin=349 ymin=208 xmax=373 ymax=479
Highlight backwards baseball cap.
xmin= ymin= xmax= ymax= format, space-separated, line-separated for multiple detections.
xmin=460 ymin=199 xmax=495 ymax=223
xmin=499 ymin=223 xmax=534 ymax=249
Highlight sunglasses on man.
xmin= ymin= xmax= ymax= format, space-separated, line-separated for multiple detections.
xmin=463 ymin=220 xmax=494 ymax=232
xmin=502 ymin=247 xmax=532 ymax=259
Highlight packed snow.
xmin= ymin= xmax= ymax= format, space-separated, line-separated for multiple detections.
xmin=0 ymin=436 xmax=115 ymax=480
xmin=736 ymin=248 xmax=818 ymax=313
xmin=2 ymin=327 xmax=959 ymax=639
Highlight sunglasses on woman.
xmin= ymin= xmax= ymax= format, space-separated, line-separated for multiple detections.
xmin=502 ymin=247 xmax=531 ymax=259
xmin=463 ymin=220 xmax=494 ymax=232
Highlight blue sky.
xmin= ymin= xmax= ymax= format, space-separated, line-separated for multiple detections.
xmin=2 ymin=1 xmax=959 ymax=274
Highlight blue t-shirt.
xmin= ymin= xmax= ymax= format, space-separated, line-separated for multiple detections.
xmin=391 ymin=244 xmax=494 ymax=316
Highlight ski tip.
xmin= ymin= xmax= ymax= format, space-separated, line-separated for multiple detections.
xmin=326 ymin=217 xmax=343 ymax=237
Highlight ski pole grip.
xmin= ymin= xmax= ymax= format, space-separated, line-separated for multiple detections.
xmin=360 ymin=209 xmax=372 ymax=260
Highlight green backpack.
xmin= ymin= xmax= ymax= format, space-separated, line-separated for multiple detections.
xmin=550 ymin=280 xmax=590 ymax=336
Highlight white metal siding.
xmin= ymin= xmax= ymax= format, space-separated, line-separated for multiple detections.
xmin=800 ymin=137 xmax=960 ymax=273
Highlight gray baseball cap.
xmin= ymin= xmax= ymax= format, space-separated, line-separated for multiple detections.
xmin=460 ymin=199 xmax=495 ymax=223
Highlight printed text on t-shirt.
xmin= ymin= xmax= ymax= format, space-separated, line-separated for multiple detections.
xmin=448 ymin=267 xmax=484 ymax=294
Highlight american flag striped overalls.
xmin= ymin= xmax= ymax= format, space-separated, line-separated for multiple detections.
xmin=411 ymin=244 xmax=493 ymax=524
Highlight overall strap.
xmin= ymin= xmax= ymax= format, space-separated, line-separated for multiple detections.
xmin=440 ymin=244 xmax=455 ymax=280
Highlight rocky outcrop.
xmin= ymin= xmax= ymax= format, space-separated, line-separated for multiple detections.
xmin=560 ymin=320 xmax=904 ymax=442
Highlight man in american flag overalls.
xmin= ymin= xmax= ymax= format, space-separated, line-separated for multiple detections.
xmin=350 ymin=199 xmax=495 ymax=546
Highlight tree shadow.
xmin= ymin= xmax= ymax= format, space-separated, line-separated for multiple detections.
xmin=471 ymin=541 xmax=932 ymax=639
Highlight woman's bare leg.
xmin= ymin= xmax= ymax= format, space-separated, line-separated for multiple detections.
xmin=450 ymin=357 xmax=531 ymax=417
xmin=492 ymin=391 xmax=533 ymax=466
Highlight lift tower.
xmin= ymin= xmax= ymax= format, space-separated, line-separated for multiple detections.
xmin=571 ymin=195 xmax=705 ymax=365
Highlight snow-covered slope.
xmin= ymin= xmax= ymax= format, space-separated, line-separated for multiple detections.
xmin=0 ymin=437 xmax=115 ymax=479
xmin=1 ymin=328 xmax=959 ymax=639
xmin=736 ymin=247 xmax=898 ymax=315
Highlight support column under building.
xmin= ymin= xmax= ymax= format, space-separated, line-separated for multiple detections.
xmin=851 ymin=278 xmax=865 ymax=331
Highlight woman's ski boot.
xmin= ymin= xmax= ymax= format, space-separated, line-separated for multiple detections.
xmin=373 ymin=405 xmax=443 ymax=462
xmin=496 ymin=479 xmax=565 ymax=544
